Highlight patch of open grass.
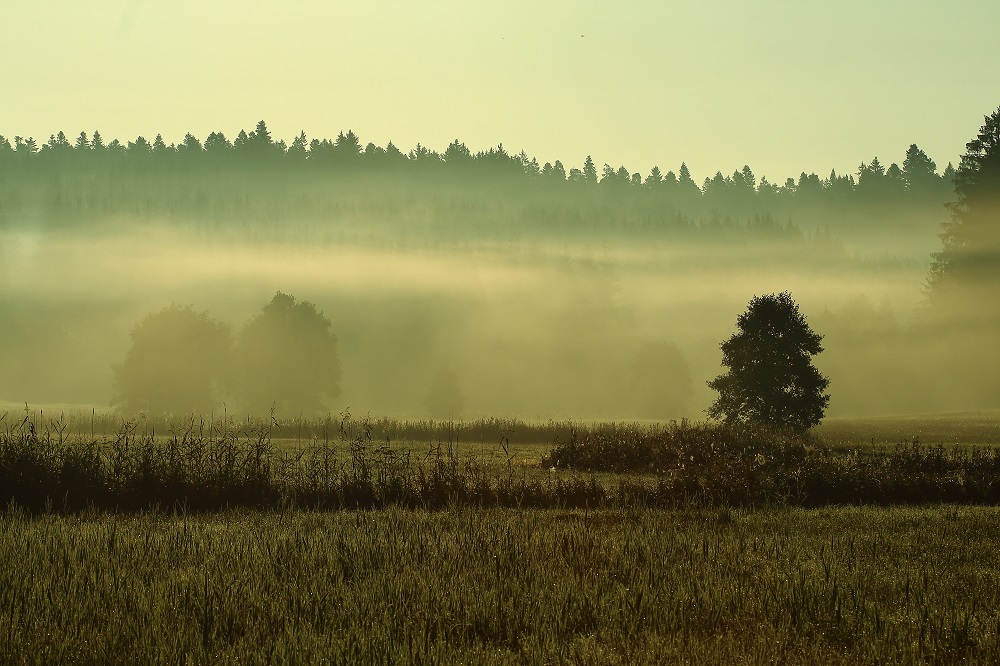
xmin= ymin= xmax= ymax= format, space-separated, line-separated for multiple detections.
xmin=817 ymin=411 xmax=1000 ymax=449
xmin=1 ymin=505 xmax=998 ymax=664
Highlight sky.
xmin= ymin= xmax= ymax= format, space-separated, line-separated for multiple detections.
xmin=5 ymin=0 xmax=1000 ymax=184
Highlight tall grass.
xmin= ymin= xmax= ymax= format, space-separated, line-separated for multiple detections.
xmin=11 ymin=408 xmax=591 ymax=445
xmin=1 ymin=505 xmax=998 ymax=664
xmin=4 ymin=412 xmax=1000 ymax=511
xmin=0 ymin=411 xmax=605 ymax=512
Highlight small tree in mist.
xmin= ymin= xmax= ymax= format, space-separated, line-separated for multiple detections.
xmin=425 ymin=364 xmax=464 ymax=421
xmin=112 ymin=305 xmax=232 ymax=416
xmin=707 ymin=292 xmax=829 ymax=432
xmin=230 ymin=292 xmax=341 ymax=417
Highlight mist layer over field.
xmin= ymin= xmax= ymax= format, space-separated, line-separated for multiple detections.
xmin=2 ymin=125 xmax=992 ymax=420
xmin=0 ymin=219 xmax=941 ymax=420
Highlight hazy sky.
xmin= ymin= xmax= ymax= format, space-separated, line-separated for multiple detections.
xmin=6 ymin=0 xmax=999 ymax=183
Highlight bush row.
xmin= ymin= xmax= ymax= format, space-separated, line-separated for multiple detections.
xmin=545 ymin=423 xmax=1000 ymax=506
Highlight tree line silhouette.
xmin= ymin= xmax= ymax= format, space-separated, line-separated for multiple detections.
xmin=0 ymin=121 xmax=954 ymax=243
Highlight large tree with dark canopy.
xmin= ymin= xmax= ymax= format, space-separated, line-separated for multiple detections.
xmin=707 ymin=292 xmax=830 ymax=432
xmin=923 ymin=107 xmax=1000 ymax=402
xmin=927 ymin=107 xmax=1000 ymax=305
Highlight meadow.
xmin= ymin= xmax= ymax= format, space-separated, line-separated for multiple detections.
xmin=2 ymin=504 xmax=998 ymax=664
xmin=4 ymin=410 xmax=1000 ymax=662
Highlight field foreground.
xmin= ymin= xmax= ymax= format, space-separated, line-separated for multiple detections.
xmin=2 ymin=505 xmax=998 ymax=664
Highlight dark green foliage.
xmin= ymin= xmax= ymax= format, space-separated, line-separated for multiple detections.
xmin=928 ymin=106 xmax=1000 ymax=297
xmin=545 ymin=421 xmax=809 ymax=473
xmin=229 ymin=292 xmax=341 ymax=417
xmin=545 ymin=424 xmax=1000 ymax=507
xmin=112 ymin=305 xmax=232 ymax=416
xmin=708 ymin=292 xmax=830 ymax=432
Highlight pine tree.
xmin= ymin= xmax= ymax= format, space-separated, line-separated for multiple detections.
xmin=927 ymin=107 xmax=1000 ymax=301
xmin=582 ymin=155 xmax=598 ymax=184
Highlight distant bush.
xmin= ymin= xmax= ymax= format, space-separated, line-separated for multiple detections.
xmin=544 ymin=422 xmax=1000 ymax=507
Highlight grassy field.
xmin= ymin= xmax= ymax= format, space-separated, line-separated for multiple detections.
xmin=2 ymin=504 xmax=998 ymax=664
xmin=4 ymin=411 xmax=1000 ymax=663
xmin=8 ymin=405 xmax=1000 ymax=448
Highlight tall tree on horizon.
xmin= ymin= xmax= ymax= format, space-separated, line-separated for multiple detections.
xmin=582 ymin=155 xmax=598 ymax=184
xmin=902 ymin=143 xmax=939 ymax=194
xmin=923 ymin=107 xmax=1000 ymax=404
xmin=927 ymin=107 xmax=1000 ymax=301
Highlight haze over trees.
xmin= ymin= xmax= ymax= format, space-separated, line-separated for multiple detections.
xmin=112 ymin=305 xmax=231 ymax=416
xmin=425 ymin=364 xmax=464 ymax=421
xmin=230 ymin=293 xmax=341 ymax=417
xmin=922 ymin=106 xmax=1000 ymax=401
xmin=626 ymin=342 xmax=693 ymax=420
xmin=0 ymin=115 xmax=987 ymax=418
xmin=112 ymin=294 xmax=340 ymax=418
xmin=926 ymin=107 xmax=1000 ymax=306
xmin=0 ymin=121 xmax=955 ymax=250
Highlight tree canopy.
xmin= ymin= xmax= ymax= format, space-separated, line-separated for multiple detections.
xmin=922 ymin=107 xmax=1000 ymax=402
xmin=0 ymin=121 xmax=955 ymax=223
xmin=707 ymin=292 xmax=830 ymax=432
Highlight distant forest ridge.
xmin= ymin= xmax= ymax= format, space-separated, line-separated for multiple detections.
xmin=0 ymin=121 xmax=956 ymax=248
xmin=0 ymin=121 xmax=956 ymax=201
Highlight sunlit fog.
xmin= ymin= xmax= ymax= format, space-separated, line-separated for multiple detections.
xmin=2 ymin=126 xmax=990 ymax=420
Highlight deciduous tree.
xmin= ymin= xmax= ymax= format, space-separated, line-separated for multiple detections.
xmin=230 ymin=292 xmax=341 ymax=416
xmin=708 ymin=292 xmax=829 ymax=432
xmin=112 ymin=305 xmax=232 ymax=416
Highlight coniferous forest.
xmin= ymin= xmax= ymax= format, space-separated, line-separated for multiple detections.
xmin=0 ymin=122 xmax=954 ymax=245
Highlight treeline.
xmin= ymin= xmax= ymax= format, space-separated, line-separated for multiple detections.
xmin=0 ymin=121 xmax=954 ymax=243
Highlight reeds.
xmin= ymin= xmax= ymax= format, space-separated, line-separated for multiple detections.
xmin=3 ymin=412 xmax=1000 ymax=512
